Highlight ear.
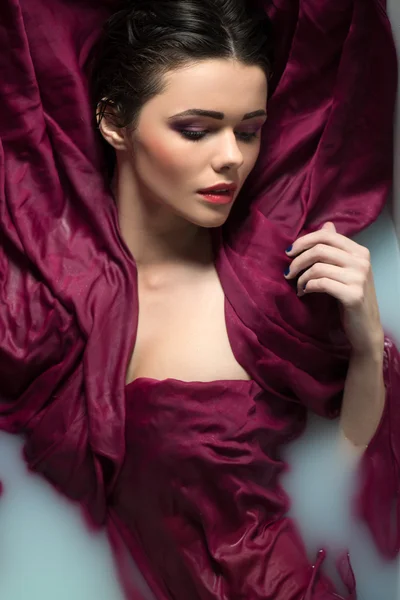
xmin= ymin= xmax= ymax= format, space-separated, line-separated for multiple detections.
xmin=97 ymin=104 xmax=128 ymax=151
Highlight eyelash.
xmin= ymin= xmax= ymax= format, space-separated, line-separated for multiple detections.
xmin=179 ymin=129 xmax=259 ymax=143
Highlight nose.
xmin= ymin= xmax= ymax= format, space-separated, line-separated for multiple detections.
xmin=211 ymin=130 xmax=244 ymax=173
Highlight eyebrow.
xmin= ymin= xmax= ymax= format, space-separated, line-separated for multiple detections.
xmin=168 ymin=109 xmax=267 ymax=121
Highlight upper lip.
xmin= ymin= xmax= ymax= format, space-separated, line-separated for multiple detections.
xmin=198 ymin=182 xmax=238 ymax=193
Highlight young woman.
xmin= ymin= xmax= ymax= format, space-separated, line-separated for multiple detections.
xmin=0 ymin=0 xmax=399 ymax=598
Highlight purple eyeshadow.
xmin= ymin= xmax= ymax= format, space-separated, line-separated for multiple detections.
xmin=237 ymin=125 xmax=262 ymax=134
xmin=171 ymin=121 xmax=204 ymax=130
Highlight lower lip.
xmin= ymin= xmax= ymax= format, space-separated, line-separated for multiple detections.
xmin=198 ymin=191 xmax=235 ymax=205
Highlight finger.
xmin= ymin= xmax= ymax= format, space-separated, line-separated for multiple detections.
xmin=285 ymin=245 xmax=359 ymax=279
xmin=301 ymin=277 xmax=361 ymax=307
xmin=321 ymin=222 xmax=336 ymax=233
xmin=286 ymin=229 xmax=369 ymax=260
xmin=296 ymin=263 xmax=361 ymax=295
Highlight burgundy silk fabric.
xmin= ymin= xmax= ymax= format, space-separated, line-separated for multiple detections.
xmin=115 ymin=377 xmax=335 ymax=599
xmin=0 ymin=0 xmax=399 ymax=598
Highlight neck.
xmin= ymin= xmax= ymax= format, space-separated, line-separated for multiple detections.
xmin=114 ymin=156 xmax=212 ymax=270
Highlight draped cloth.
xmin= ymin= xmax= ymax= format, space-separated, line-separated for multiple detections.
xmin=0 ymin=0 xmax=399 ymax=598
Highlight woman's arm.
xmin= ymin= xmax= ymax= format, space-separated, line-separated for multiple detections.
xmin=285 ymin=221 xmax=388 ymax=452
xmin=340 ymin=343 xmax=385 ymax=450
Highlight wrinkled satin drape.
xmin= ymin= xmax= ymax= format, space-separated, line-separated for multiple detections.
xmin=0 ymin=0 xmax=399 ymax=598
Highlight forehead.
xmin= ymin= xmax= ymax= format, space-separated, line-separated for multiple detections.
xmin=144 ymin=59 xmax=268 ymax=119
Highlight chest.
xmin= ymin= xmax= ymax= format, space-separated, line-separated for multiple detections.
xmin=126 ymin=268 xmax=250 ymax=384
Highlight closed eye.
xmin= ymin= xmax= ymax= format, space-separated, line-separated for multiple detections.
xmin=179 ymin=129 xmax=260 ymax=143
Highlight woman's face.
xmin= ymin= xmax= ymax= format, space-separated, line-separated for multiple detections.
xmin=118 ymin=59 xmax=268 ymax=228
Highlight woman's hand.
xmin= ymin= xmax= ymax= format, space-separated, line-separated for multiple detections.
xmin=284 ymin=222 xmax=384 ymax=358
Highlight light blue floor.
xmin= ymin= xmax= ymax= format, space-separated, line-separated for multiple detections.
xmin=0 ymin=209 xmax=398 ymax=599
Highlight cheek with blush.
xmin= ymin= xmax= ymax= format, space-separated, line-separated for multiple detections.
xmin=133 ymin=132 xmax=207 ymax=213
xmin=142 ymin=134 xmax=195 ymax=185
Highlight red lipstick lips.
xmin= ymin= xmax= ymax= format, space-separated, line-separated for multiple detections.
xmin=197 ymin=182 xmax=237 ymax=205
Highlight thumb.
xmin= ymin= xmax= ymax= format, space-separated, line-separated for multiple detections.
xmin=321 ymin=221 xmax=336 ymax=233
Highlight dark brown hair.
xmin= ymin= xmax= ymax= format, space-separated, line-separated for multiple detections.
xmin=90 ymin=0 xmax=273 ymax=131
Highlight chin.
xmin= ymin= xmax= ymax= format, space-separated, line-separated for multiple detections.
xmin=190 ymin=213 xmax=230 ymax=229
xmin=187 ymin=205 xmax=232 ymax=229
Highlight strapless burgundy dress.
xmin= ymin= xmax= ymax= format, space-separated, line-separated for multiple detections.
xmin=108 ymin=376 xmax=355 ymax=599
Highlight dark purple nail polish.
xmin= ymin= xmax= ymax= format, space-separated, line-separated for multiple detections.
xmin=303 ymin=283 xmax=307 ymax=291
xmin=286 ymin=244 xmax=293 ymax=254
xmin=284 ymin=267 xmax=290 ymax=276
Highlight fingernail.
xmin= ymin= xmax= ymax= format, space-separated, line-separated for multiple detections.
xmin=303 ymin=283 xmax=307 ymax=291
xmin=285 ymin=244 xmax=293 ymax=254
xmin=284 ymin=267 xmax=290 ymax=276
